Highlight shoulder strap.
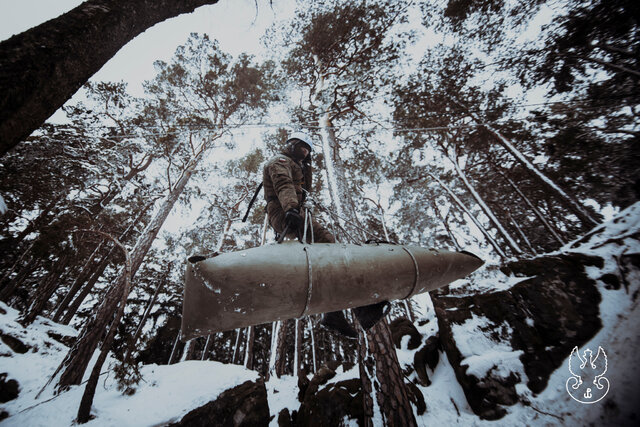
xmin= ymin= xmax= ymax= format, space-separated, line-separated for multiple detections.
xmin=242 ymin=182 xmax=263 ymax=223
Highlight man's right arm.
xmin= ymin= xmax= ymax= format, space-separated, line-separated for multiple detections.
xmin=267 ymin=159 xmax=299 ymax=212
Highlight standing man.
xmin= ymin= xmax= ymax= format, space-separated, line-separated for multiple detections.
xmin=263 ymin=131 xmax=388 ymax=338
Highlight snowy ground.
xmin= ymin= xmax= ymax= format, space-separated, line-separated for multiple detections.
xmin=1 ymin=204 xmax=638 ymax=426
xmin=0 ymin=303 xmax=259 ymax=426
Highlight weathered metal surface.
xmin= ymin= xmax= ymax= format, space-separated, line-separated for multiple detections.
xmin=180 ymin=242 xmax=483 ymax=340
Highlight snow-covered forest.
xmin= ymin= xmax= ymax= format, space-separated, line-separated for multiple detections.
xmin=0 ymin=0 xmax=638 ymax=425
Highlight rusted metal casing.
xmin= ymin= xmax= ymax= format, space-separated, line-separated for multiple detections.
xmin=181 ymin=242 xmax=483 ymax=340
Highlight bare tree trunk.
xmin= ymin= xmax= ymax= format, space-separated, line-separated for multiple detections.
xmin=507 ymin=212 xmax=537 ymax=255
xmin=168 ymin=333 xmax=181 ymax=365
xmin=307 ymin=316 xmax=317 ymax=374
xmin=0 ymin=0 xmax=221 ymax=155
xmin=402 ymin=300 xmax=415 ymax=323
xmin=454 ymin=100 xmax=599 ymax=228
xmin=449 ymin=156 xmax=523 ymax=255
xmin=124 ymin=273 xmax=166 ymax=361
xmin=498 ymin=169 xmax=566 ymax=246
xmin=20 ymin=254 xmax=71 ymax=325
xmin=60 ymin=250 xmax=112 ymax=325
xmin=76 ymin=231 xmax=131 ymax=424
xmin=232 ymin=328 xmax=244 ymax=365
xmin=180 ymin=339 xmax=197 ymax=362
xmin=413 ymin=173 xmax=507 ymax=258
xmin=201 ymin=335 xmax=213 ymax=361
xmin=294 ymin=318 xmax=303 ymax=378
xmin=0 ymin=255 xmax=40 ymax=302
xmin=51 ymin=241 xmax=105 ymax=322
xmin=59 ymin=200 xmax=155 ymax=324
xmin=243 ymin=326 xmax=255 ymax=370
xmin=266 ymin=320 xmax=281 ymax=381
xmin=55 ymin=140 xmax=209 ymax=391
xmin=431 ymin=201 xmax=462 ymax=251
xmin=274 ymin=320 xmax=289 ymax=378
xmin=358 ymin=319 xmax=417 ymax=427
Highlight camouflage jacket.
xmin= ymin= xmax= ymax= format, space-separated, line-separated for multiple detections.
xmin=263 ymin=151 xmax=312 ymax=213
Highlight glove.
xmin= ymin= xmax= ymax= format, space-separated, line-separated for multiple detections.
xmin=285 ymin=208 xmax=304 ymax=233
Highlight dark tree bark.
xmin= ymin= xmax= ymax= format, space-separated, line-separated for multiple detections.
xmin=244 ymin=326 xmax=255 ymax=370
xmin=56 ymin=158 xmax=202 ymax=390
xmin=0 ymin=197 xmax=60 ymax=259
xmin=59 ymin=249 xmax=112 ymax=324
xmin=124 ymin=272 xmax=166 ymax=361
xmin=0 ymin=0 xmax=220 ymax=155
xmin=51 ymin=241 xmax=105 ymax=322
xmin=232 ymin=328 xmax=245 ymax=365
xmin=295 ymin=318 xmax=304 ymax=378
xmin=168 ymin=333 xmax=182 ymax=365
xmin=20 ymin=254 xmax=71 ymax=325
xmin=274 ymin=320 xmax=289 ymax=378
xmin=358 ymin=319 xmax=417 ymax=427
xmin=0 ymin=257 xmax=41 ymax=302
xmin=57 ymin=200 xmax=153 ymax=323
xmin=0 ymin=240 xmax=36 ymax=291
xmin=201 ymin=334 xmax=214 ymax=361
xmin=76 ymin=231 xmax=131 ymax=424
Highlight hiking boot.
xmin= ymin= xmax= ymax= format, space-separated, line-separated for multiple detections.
xmin=353 ymin=301 xmax=390 ymax=330
xmin=320 ymin=311 xmax=358 ymax=339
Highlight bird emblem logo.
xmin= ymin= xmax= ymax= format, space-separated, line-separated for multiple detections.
xmin=566 ymin=345 xmax=610 ymax=404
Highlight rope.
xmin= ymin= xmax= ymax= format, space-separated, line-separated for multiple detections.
xmin=401 ymin=247 xmax=420 ymax=299
xmin=300 ymin=246 xmax=314 ymax=318
xmin=302 ymin=189 xmax=382 ymax=243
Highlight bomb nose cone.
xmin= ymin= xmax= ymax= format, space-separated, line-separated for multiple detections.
xmin=459 ymin=250 xmax=484 ymax=269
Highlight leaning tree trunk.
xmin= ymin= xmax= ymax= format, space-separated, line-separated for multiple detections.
xmin=20 ymin=253 xmax=71 ymax=325
xmin=497 ymin=169 xmax=566 ymax=246
xmin=57 ymin=199 xmax=153 ymax=324
xmin=0 ymin=257 xmax=41 ymax=303
xmin=431 ymin=201 xmax=462 ymax=251
xmin=319 ymin=111 xmax=417 ymax=426
xmin=507 ymin=211 xmax=537 ymax=255
xmin=411 ymin=173 xmax=507 ymax=259
xmin=453 ymin=99 xmax=599 ymax=228
xmin=51 ymin=241 xmax=105 ymax=322
xmin=0 ymin=0 xmax=220 ymax=155
xmin=201 ymin=334 xmax=214 ymax=361
xmin=59 ymin=249 xmax=113 ymax=324
xmin=54 ymin=141 xmax=209 ymax=391
xmin=449 ymin=155 xmax=523 ymax=255
xmin=124 ymin=271 xmax=167 ymax=361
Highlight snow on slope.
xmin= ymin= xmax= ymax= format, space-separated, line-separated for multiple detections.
xmin=1 ymin=203 xmax=638 ymax=426
xmin=395 ymin=202 xmax=640 ymax=425
xmin=0 ymin=303 xmax=258 ymax=426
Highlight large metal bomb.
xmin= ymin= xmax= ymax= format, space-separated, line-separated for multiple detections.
xmin=181 ymin=241 xmax=483 ymax=340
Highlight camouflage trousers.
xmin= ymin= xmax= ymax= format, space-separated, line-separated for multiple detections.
xmin=266 ymin=201 xmax=335 ymax=243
